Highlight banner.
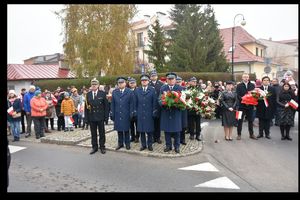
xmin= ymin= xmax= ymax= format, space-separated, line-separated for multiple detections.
xmin=7 ymin=106 xmax=14 ymax=115
xmin=264 ymin=97 xmax=269 ymax=107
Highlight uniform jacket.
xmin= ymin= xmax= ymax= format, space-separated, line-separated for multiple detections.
xmin=84 ymin=90 xmax=109 ymax=122
xmin=111 ymin=87 xmax=135 ymax=131
xmin=159 ymin=84 xmax=183 ymax=132
xmin=134 ymin=86 xmax=158 ymax=132
xmin=236 ymin=81 xmax=255 ymax=110
xmin=256 ymin=85 xmax=276 ymax=119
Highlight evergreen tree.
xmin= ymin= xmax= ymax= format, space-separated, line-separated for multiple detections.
xmin=56 ymin=5 xmax=137 ymax=77
xmin=144 ymin=19 xmax=168 ymax=72
xmin=168 ymin=4 xmax=229 ymax=72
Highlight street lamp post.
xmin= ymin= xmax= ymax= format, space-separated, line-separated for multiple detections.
xmin=232 ymin=14 xmax=246 ymax=81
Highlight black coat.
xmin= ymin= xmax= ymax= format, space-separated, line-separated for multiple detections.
xmin=236 ymin=81 xmax=255 ymax=110
xmin=256 ymin=86 xmax=276 ymax=119
xmin=85 ymin=90 xmax=109 ymax=122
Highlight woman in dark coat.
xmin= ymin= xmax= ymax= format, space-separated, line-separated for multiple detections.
xmin=277 ymin=82 xmax=298 ymax=140
xmin=219 ymin=81 xmax=237 ymax=141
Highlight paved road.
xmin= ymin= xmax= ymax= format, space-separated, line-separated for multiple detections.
xmin=8 ymin=114 xmax=298 ymax=192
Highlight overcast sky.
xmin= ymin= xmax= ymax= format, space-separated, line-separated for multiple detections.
xmin=7 ymin=4 xmax=298 ymax=64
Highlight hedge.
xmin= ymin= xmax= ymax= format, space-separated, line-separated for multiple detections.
xmin=35 ymin=72 xmax=256 ymax=91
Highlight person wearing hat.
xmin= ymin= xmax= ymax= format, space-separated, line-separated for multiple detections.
xmin=187 ymin=77 xmax=202 ymax=141
xmin=127 ymin=77 xmax=139 ymax=143
xmin=7 ymin=90 xmax=22 ymax=142
xmin=219 ymin=81 xmax=237 ymax=141
xmin=30 ymin=90 xmax=48 ymax=139
xmin=85 ymin=78 xmax=109 ymax=154
xmin=23 ymin=85 xmax=36 ymax=138
xmin=236 ymin=73 xmax=257 ymax=140
xmin=149 ymin=70 xmax=164 ymax=144
xmin=134 ymin=74 xmax=158 ymax=151
xmin=159 ymin=72 xmax=183 ymax=153
xmin=256 ymin=76 xmax=276 ymax=139
xmin=111 ymin=77 xmax=135 ymax=150
xmin=176 ymin=76 xmax=188 ymax=145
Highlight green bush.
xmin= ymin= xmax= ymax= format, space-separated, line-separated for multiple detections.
xmin=35 ymin=72 xmax=256 ymax=91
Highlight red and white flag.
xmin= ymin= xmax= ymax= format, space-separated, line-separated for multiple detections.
xmin=288 ymin=99 xmax=298 ymax=110
xmin=7 ymin=106 xmax=14 ymax=115
xmin=264 ymin=97 xmax=269 ymax=107
xmin=236 ymin=111 xmax=243 ymax=120
xmin=69 ymin=116 xmax=74 ymax=124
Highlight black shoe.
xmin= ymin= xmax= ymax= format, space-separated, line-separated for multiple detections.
xmin=140 ymin=147 xmax=146 ymax=151
xmin=196 ymin=137 xmax=201 ymax=141
xmin=148 ymin=146 xmax=153 ymax=151
xmin=265 ymin=135 xmax=271 ymax=139
xmin=281 ymin=136 xmax=286 ymax=140
xmin=189 ymin=135 xmax=194 ymax=140
xmin=157 ymin=139 xmax=162 ymax=144
xmin=286 ymin=137 xmax=292 ymax=141
xmin=58 ymin=128 xmax=61 ymax=131
xmin=100 ymin=148 xmax=106 ymax=154
xmin=126 ymin=145 xmax=130 ymax=150
xmin=180 ymin=142 xmax=187 ymax=145
xmin=36 ymin=136 xmax=40 ymax=139
xmin=115 ymin=145 xmax=124 ymax=150
xmin=12 ymin=137 xmax=20 ymax=142
xmin=164 ymin=147 xmax=171 ymax=152
xmin=175 ymin=148 xmax=180 ymax=153
xmin=257 ymin=134 xmax=263 ymax=138
xmin=40 ymin=134 xmax=45 ymax=138
xmin=25 ymin=133 xmax=31 ymax=138
xmin=134 ymin=138 xmax=139 ymax=143
xmin=90 ymin=149 xmax=98 ymax=154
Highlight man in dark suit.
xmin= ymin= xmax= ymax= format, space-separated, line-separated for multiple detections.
xmin=135 ymin=74 xmax=158 ymax=151
xmin=149 ymin=70 xmax=164 ymax=144
xmin=128 ymin=78 xmax=139 ymax=143
xmin=159 ymin=72 xmax=183 ymax=153
xmin=85 ymin=78 xmax=109 ymax=154
xmin=111 ymin=77 xmax=135 ymax=150
xmin=256 ymin=76 xmax=276 ymax=139
xmin=236 ymin=73 xmax=257 ymax=140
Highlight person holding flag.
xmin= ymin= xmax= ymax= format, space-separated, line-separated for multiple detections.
xmin=219 ymin=81 xmax=238 ymax=141
xmin=277 ymin=82 xmax=298 ymax=141
xmin=61 ymin=92 xmax=75 ymax=132
xmin=255 ymin=76 xmax=276 ymax=139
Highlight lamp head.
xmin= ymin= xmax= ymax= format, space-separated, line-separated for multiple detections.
xmin=241 ymin=19 xmax=246 ymax=26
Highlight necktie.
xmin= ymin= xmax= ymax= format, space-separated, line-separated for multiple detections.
xmin=170 ymin=86 xmax=173 ymax=90
xmin=93 ymin=92 xmax=96 ymax=100
xmin=143 ymin=87 xmax=146 ymax=92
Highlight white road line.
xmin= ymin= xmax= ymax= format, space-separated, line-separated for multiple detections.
xmin=9 ymin=145 xmax=27 ymax=154
xmin=195 ymin=176 xmax=240 ymax=189
xmin=179 ymin=162 xmax=219 ymax=172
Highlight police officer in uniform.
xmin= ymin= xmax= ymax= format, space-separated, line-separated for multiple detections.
xmin=85 ymin=78 xmax=109 ymax=154
xmin=135 ymin=74 xmax=158 ymax=151
xmin=187 ymin=77 xmax=202 ymax=141
xmin=159 ymin=72 xmax=183 ymax=153
xmin=149 ymin=70 xmax=164 ymax=144
xmin=128 ymin=78 xmax=139 ymax=143
xmin=176 ymin=76 xmax=188 ymax=145
xmin=111 ymin=77 xmax=135 ymax=150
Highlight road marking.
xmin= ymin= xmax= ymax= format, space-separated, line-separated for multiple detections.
xmin=201 ymin=122 xmax=209 ymax=129
xmin=195 ymin=176 xmax=240 ymax=189
xmin=179 ymin=162 xmax=219 ymax=172
xmin=9 ymin=145 xmax=27 ymax=154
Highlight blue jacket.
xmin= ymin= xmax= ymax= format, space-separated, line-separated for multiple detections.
xmin=134 ymin=86 xmax=158 ymax=132
xmin=23 ymin=91 xmax=35 ymax=113
xmin=159 ymin=84 xmax=183 ymax=132
xmin=111 ymin=88 xmax=134 ymax=132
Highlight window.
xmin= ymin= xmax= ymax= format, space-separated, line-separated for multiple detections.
xmin=261 ymin=49 xmax=263 ymax=57
xmin=137 ymin=32 xmax=143 ymax=47
xmin=256 ymin=47 xmax=259 ymax=56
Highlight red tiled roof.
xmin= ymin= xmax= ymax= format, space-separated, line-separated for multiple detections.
xmin=220 ymin=26 xmax=265 ymax=63
xmin=7 ymin=64 xmax=76 ymax=81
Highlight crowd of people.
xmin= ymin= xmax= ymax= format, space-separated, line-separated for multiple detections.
xmin=7 ymin=70 xmax=298 ymax=154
